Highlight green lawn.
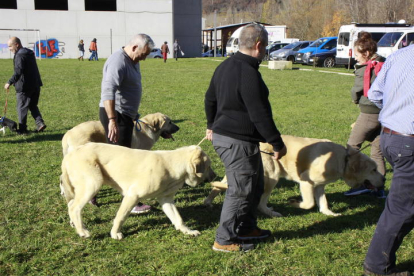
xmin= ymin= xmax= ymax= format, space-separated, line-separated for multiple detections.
xmin=0 ymin=57 xmax=412 ymax=276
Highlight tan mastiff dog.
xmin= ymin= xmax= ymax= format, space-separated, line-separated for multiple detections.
xmin=61 ymin=144 xmax=216 ymax=239
xmin=205 ymin=135 xmax=385 ymax=217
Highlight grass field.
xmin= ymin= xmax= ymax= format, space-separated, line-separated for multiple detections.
xmin=0 ymin=57 xmax=412 ymax=276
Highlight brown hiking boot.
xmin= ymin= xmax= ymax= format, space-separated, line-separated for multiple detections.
xmin=212 ymin=241 xmax=254 ymax=253
xmin=238 ymin=228 xmax=271 ymax=240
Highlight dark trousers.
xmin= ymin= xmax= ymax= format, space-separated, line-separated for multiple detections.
xmin=364 ymin=131 xmax=414 ymax=274
xmin=213 ymin=133 xmax=264 ymax=245
xmin=99 ymin=108 xmax=134 ymax=148
xmin=16 ymin=88 xmax=43 ymax=131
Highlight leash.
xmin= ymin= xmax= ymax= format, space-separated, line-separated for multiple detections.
xmin=348 ymin=143 xmax=372 ymax=157
xmin=197 ymin=137 xmax=207 ymax=146
xmin=1 ymin=88 xmax=10 ymax=119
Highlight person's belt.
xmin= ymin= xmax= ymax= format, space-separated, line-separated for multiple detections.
xmin=383 ymin=127 xmax=414 ymax=137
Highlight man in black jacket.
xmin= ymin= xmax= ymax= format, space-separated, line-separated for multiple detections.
xmin=205 ymin=23 xmax=286 ymax=252
xmin=4 ymin=37 xmax=46 ymax=134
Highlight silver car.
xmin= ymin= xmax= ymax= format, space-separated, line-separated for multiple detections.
xmin=269 ymin=41 xmax=313 ymax=63
xmin=148 ymin=48 xmax=162 ymax=58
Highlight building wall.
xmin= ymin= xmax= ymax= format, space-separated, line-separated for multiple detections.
xmin=0 ymin=0 xmax=201 ymax=59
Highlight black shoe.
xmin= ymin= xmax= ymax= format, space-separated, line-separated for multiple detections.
xmin=16 ymin=129 xmax=29 ymax=135
xmin=238 ymin=228 xmax=271 ymax=240
xmin=36 ymin=122 xmax=47 ymax=132
xmin=364 ymin=268 xmax=412 ymax=276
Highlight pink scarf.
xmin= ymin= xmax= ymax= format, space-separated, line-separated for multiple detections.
xmin=363 ymin=59 xmax=384 ymax=97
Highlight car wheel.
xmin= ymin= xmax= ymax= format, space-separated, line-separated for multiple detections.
xmin=287 ymin=56 xmax=295 ymax=63
xmin=323 ymin=57 xmax=335 ymax=68
xmin=155 ymin=56 xmax=161 ymax=59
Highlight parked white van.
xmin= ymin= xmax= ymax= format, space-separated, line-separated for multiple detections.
xmin=226 ymin=25 xmax=287 ymax=56
xmin=377 ymin=27 xmax=414 ymax=57
xmin=336 ymin=22 xmax=412 ymax=67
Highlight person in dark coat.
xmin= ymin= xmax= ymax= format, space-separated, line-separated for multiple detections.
xmin=4 ymin=37 xmax=46 ymax=134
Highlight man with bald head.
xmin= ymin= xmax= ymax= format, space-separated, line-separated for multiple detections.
xmin=205 ymin=23 xmax=286 ymax=252
xmin=4 ymin=37 xmax=46 ymax=134
xmin=98 ymin=33 xmax=155 ymax=213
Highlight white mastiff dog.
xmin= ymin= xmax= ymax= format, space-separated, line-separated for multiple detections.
xmin=61 ymin=144 xmax=216 ymax=239
xmin=205 ymin=135 xmax=385 ymax=217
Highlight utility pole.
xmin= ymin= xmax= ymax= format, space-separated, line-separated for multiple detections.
xmin=214 ymin=9 xmax=217 ymax=57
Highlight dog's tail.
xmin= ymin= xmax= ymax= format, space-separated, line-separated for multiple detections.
xmin=60 ymin=161 xmax=75 ymax=203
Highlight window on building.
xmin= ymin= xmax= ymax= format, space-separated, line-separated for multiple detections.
xmin=85 ymin=0 xmax=116 ymax=11
xmin=35 ymin=0 xmax=68 ymax=10
xmin=0 ymin=0 xmax=17 ymax=9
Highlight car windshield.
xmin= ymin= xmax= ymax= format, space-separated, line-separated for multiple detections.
xmin=226 ymin=38 xmax=234 ymax=47
xmin=283 ymin=42 xmax=301 ymax=49
xmin=377 ymin=32 xmax=404 ymax=47
xmin=309 ymin=38 xmax=329 ymax=47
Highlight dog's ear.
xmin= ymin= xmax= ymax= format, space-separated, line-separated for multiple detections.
xmin=150 ymin=113 xmax=167 ymax=132
xmin=192 ymin=147 xmax=205 ymax=174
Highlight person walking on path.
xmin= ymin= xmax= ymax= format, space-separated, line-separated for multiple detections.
xmin=89 ymin=38 xmax=98 ymax=61
xmin=161 ymin=41 xmax=170 ymax=63
xmin=205 ymin=23 xmax=286 ymax=253
xmin=98 ymin=33 xmax=155 ymax=214
xmin=363 ymin=44 xmax=414 ymax=276
xmin=4 ymin=36 xmax=46 ymax=134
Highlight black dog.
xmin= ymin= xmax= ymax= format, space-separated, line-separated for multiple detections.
xmin=0 ymin=117 xmax=18 ymax=132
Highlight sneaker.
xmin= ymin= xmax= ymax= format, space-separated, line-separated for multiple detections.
xmin=371 ymin=189 xmax=387 ymax=199
xmin=364 ymin=268 xmax=412 ymax=276
xmin=131 ymin=203 xmax=151 ymax=214
xmin=212 ymin=241 xmax=254 ymax=253
xmin=36 ymin=122 xmax=47 ymax=132
xmin=237 ymin=228 xmax=271 ymax=240
xmin=344 ymin=186 xmax=371 ymax=196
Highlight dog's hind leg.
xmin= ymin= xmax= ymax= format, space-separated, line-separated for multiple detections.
xmin=258 ymin=178 xmax=282 ymax=217
xmin=314 ymin=185 xmax=340 ymax=216
xmin=203 ymin=187 xmax=223 ymax=207
xmin=111 ymin=194 xmax=140 ymax=240
xmin=289 ymin=181 xmax=316 ymax=210
xmin=159 ymin=196 xmax=200 ymax=236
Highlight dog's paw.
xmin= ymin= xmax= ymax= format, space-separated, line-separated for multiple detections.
xmin=79 ymin=229 xmax=91 ymax=238
xmin=203 ymin=199 xmax=213 ymax=208
xmin=270 ymin=211 xmax=283 ymax=217
xmin=288 ymin=199 xmax=301 ymax=207
xmin=185 ymin=229 xmax=201 ymax=236
xmin=321 ymin=210 xmax=342 ymax=216
xmin=111 ymin=231 xmax=124 ymax=240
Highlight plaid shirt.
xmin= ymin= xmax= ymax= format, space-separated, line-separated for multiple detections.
xmin=368 ymin=45 xmax=414 ymax=134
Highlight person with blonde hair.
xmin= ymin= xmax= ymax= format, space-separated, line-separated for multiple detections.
xmin=78 ymin=39 xmax=84 ymax=61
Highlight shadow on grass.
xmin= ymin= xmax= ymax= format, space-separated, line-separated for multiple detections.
xmin=0 ymin=132 xmax=64 ymax=143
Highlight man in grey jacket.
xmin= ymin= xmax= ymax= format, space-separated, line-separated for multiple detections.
xmin=4 ymin=37 xmax=46 ymax=134
xmin=98 ymin=33 xmax=154 ymax=213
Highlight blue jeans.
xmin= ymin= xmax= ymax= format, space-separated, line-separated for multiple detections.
xmin=213 ymin=133 xmax=264 ymax=245
xmin=89 ymin=50 xmax=98 ymax=61
xmin=364 ymin=130 xmax=414 ymax=274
